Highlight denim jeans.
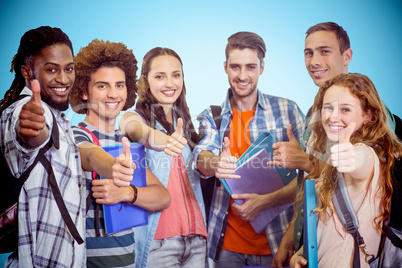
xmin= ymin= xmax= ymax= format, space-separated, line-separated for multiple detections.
xmin=216 ymin=249 xmax=273 ymax=268
xmin=146 ymin=235 xmax=207 ymax=268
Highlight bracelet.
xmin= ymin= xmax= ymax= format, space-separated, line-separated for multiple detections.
xmin=126 ymin=185 xmax=138 ymax=204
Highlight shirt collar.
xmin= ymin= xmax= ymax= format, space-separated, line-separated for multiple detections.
xmin=222 ymin=87 xmax=267 ymax=114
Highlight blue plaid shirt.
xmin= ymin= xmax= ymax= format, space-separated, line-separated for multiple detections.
xmin=193 ymin=88 xmax=305 ymax=261
xmin=1 ymin=88 xmax=86 ymax=267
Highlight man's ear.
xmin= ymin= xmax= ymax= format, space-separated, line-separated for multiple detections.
xmin=224 ymin=61 xmax=228 ymax=74
xmin=260 ymin=60 xmax=265 ymax=75
xmin=21 ymin=65 xmax=32 ymax=80
xmin=343 ymin=48 xmax=353 ymax=66
xmin=82 ymin=93 xmax=88 ymax=101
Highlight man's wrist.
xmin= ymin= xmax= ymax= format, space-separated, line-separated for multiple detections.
xmin=125 ymin=185 xmax=138 ymax=204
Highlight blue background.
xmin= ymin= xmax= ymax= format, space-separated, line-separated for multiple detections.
xmin=0 ymin=0 xmax=401 ymax=127
xmin=0 ymin=0 xmax=401 ymax=264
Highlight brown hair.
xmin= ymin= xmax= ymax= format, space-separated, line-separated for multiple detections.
xmin=297 ymin=73 xmax=402 ymax=231
xmin=225 ymin=31 xmax=266 ymax=63
xmin=306 ymin=22 xmax=350 ymax=54
xmin=136 ymin=47 xmax=201 ymax=149
xmin=69 ymin=39 xmax=137 ymax=114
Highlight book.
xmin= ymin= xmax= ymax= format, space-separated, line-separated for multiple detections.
xmin=303 ymin=179 xmax=318 ymax=268
xmin=221 ymin=132 xmax=297 ymax=233
xmin=100 ymin=142 xmax=148 ymax=234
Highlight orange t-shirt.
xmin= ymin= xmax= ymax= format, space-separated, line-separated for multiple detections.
xmin=221 ymin=108 xmax=271 ymax=255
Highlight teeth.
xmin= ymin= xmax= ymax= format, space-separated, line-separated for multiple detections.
xmin=164 ymin=90 xmax=174 ymax=94
xmin=313 ymin=70 xmax=325 ymax=74
xmin=329 ymin=125 xmax=343 ymax=130
xmin=238 ymin=82 xmax=249 ymax=86
xmin=53 ymin=88 xmax=67 ymax=92
xmin=105 ymin=102 xmax=118 ymax=106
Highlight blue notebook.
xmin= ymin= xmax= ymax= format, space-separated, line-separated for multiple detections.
xmin=303 ymin=179 xmax=318 ymax=268
xmin=221 ymin=132 xmax=297 ymax=233
xmin=101 ymin=143 xmax=148 ymax=234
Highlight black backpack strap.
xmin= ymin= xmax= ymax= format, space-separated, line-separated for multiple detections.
xmin=210 ymin=105 xmax=223 ymax=188
xmin=40 ymin=156 xmax=84 ymax=245
xmin=43 ymin=112 xmax=84 ymax=244
xmin=210 ymin=105 xmax=222 ymax=129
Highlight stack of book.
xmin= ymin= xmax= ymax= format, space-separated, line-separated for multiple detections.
xmin=221 ymin=132 xmax=297 ymax=233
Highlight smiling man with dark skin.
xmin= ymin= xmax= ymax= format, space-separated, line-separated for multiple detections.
xmin=0 ymin=26 xmax=86 ymax=267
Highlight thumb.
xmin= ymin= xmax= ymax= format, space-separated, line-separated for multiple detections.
xmin=121 ymin=137 xmax=132 ymax=162
xmin=287 ymin=124 xmax=296 ymax=141
xmin=340 ymin=122 xmax=356 ymax=143
xmin=176 ymin=118 xmax=183 ymax=136
xmin=31 ymin=79 xmax=42 ymax=106
xmin=223 ymin=137 xmax=231 ymax=155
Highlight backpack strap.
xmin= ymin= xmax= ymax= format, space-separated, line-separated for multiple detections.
xmin=210 ymin=105 xmax=222 ymax=129
xmin=210 ymin=105 xmax=224 ymax=188
xmin=77 ymin=125 xmax=102 ymax=237
xmin=39 ymin=113 xmax=84 ymax=245
xmin=333 ymin=172 xmax=375 ymax=267
xmin=77 ymin=125 xmax=101 ymax=180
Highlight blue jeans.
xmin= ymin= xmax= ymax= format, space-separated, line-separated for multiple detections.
xmin=147 ymin=235 xmax=207 ymax=268
xmin=216 ymin=249 xmax=273 ymax=268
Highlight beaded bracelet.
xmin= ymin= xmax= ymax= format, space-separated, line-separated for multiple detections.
xmin=126 ymin=185 xmax=138 ymax=204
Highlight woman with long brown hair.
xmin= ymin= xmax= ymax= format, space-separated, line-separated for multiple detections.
xmin=120 ymin=47 xmax=207 ymax=268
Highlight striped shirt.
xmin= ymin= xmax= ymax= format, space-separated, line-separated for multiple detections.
xmin=72 ymin=121 xmax=135 ymax=268
xmin=192 ymin=88 xmax=305 ymax=261
xmin=1 ymin=88 xmax=86 ymax=267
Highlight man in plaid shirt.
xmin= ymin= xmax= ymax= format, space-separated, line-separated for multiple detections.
xmin=193 ymin=31 xmax=305 ymax=267
xmin=0 ymin=26 xmax=85 ymax=267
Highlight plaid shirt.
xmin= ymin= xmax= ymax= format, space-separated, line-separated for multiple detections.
xmin=1 ymin=88 xmax=86 ymax=267
xmin=193 ymin=88 xmax=305 ymax=261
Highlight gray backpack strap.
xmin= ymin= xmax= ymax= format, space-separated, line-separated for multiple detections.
xmin=333 ymin=172 xmax=375 ymax=267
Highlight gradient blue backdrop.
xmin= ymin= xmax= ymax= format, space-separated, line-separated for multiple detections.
xmin=0 ymin=0 xmax=401 ymax=264
xmin=0 ymin=0 xmax=401 ymax=126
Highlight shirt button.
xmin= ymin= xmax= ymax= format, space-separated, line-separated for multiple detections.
xmin=192 ymin=183 xmax=195 ymax=187
xmin=75 ymin=155 xmax=78 ymax=159
xmin=301 ymin=209 xmax=304 ymax=213
xmin=297 ymin=232 xmax=301 ymax=237
xmin=220 ymin=233 xmax=224 ymax=237
xmin=225 ymin=211 xmax=228 ymax=215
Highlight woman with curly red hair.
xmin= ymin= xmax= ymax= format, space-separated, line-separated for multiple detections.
xmin=291 ymin=73 xmax=402 ymax=268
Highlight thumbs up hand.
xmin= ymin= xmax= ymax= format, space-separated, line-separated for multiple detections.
xmin=268 ymin=124 xmax=307 ymax=170
xmin=330 ymin=122 xmax=356 ymax=173
xmin=18 ymin=79 xmax=46 ymax=138
xmin=164 ymin=118 xmax=187 ymax=157
xmin=112 ymin=137 xmax=136 ymax=187
xmin=215 ymin=137 xmax=240 ymax=179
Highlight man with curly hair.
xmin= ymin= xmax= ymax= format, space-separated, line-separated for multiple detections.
xmin=69 ymin=39 xmax=177 ymax=267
